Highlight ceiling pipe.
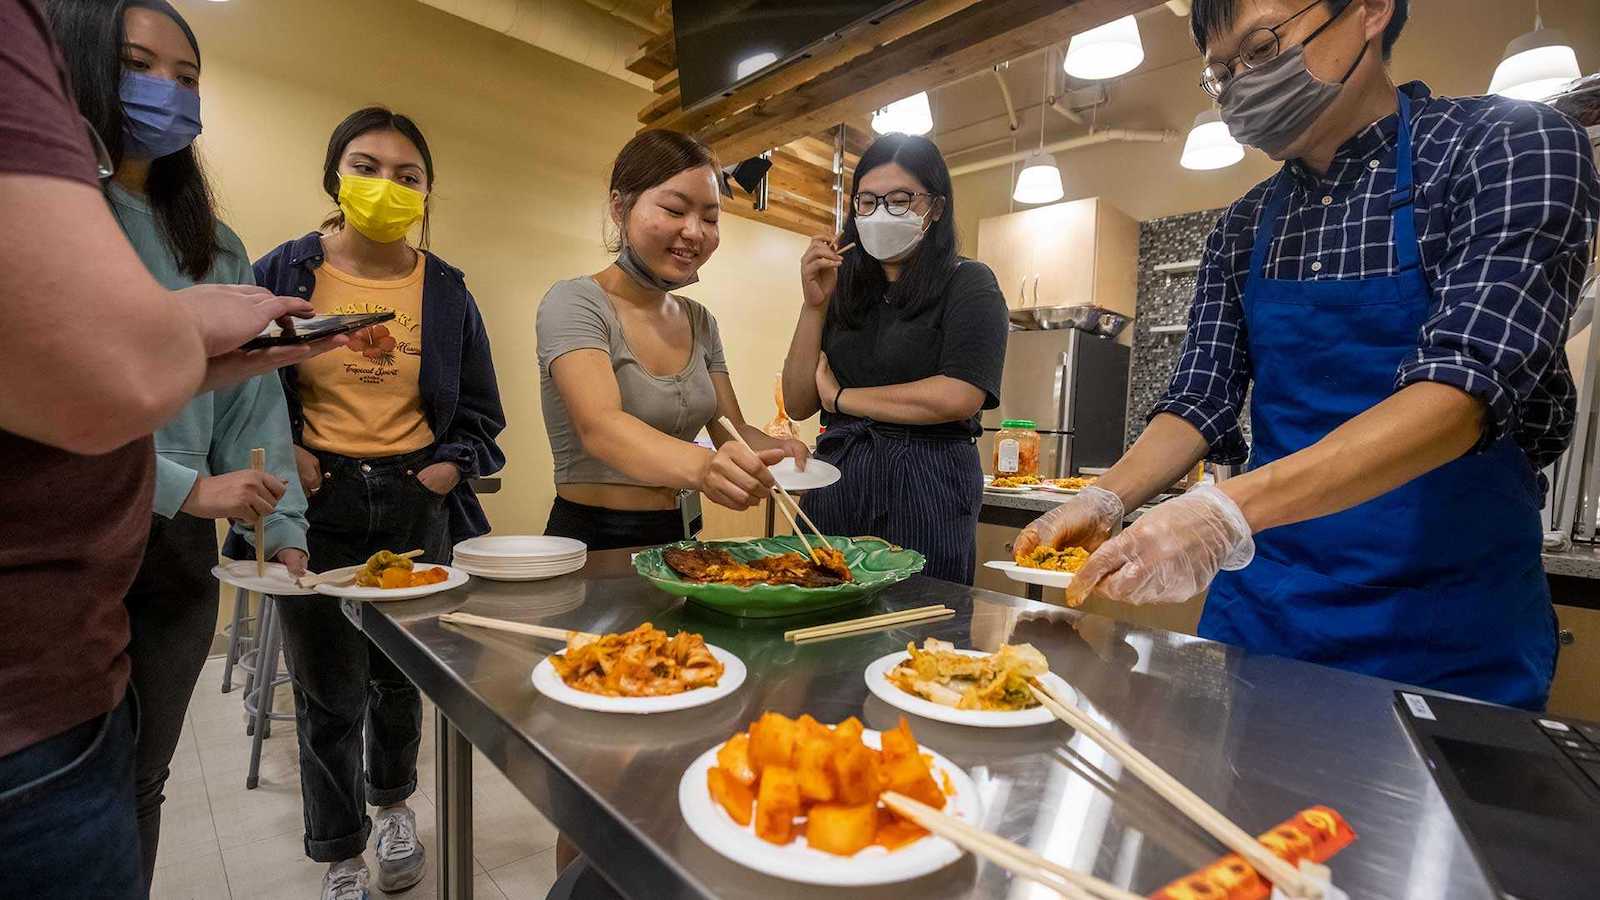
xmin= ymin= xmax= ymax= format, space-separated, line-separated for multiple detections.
xmin=578 ymin=0 xmax=662 ymax=34
xmin=947 ymin=128 xmax=1179 ymax=177
xmin=992 ymin=67 xmax=1020 ymax=131
xmin=413 ymin=0 xmax=652 ymax=88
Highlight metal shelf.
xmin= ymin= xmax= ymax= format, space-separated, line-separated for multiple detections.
xmin=1148 ymin=324 xmax=1187 ymax=335
xmin=1152 ymin=259 xmax=1202 ymax=275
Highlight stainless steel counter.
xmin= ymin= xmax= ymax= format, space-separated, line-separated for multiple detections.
xmin=361 ymin=549 xmax=1496 ymax=900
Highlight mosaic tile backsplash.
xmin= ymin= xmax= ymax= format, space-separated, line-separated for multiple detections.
xmin=1126 ymin=208 xmax=1241 ymax=450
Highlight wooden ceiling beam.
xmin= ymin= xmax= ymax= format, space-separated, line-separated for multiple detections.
xmin=648 ymin=0 xmax=983 ymax=136
xmin=697 ymin=0 xmax=1156 ymax=162
xmin=639 ymin=87 xmax=681 ymax=125
xmin=723 ymin=198 xmax=833 ymax=238
xmin=625 ymin=29 xmax=674 ymax=80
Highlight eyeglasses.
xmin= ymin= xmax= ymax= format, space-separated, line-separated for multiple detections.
xmin=852 ymin=190 xmax=939 ymax=218
xmin=82 ymin=115 xmax=114 ymax=181
xmin=1199 ymin=0 xmax=1351 ymax=99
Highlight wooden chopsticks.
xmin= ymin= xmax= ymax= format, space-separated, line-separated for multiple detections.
xmin=713 ymin=416 xmax=829 ymax=553
xmin=250 ymin=448 xmax=267 ymax=577
xmin=1028 ymin=680 xmax=1321 ymax=898
xmin=881 ymin=793 xmax=1140 ymax=900
xmin=438 ymin=612 xmax=598 ymax=642
xmin=783 ymin=605 xmax=952 ymax=643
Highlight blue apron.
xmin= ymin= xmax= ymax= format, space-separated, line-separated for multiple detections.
xmin=1198 ymin=91 xmax=1558 ymax=711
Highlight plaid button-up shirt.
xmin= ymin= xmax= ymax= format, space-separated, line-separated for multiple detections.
xmin=1154 ymin=82 xmax=1600 ymax=477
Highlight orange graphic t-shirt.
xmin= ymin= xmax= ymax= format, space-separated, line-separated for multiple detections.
xmin=297 ymin=255 xmax=435 ymax=458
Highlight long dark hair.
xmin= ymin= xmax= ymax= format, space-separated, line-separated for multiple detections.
xmin=46 ymin=0 xmax=221 ymax=281
xmin=319 ymin=107 xmax=436 ymax=249
xmin=604 ymin=129 xmax=720 ymax=252
xmin=830 ymin=133 xmax=959 ymax=330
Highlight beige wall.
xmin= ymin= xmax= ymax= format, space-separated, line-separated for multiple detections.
xmin=176 ymin=0 xmax=813 ymax=541
xmin=947 ymin=0 xmax=1600 ymax=245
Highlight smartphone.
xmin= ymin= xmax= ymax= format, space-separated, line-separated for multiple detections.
xmin=239 ymin=312 xmax=396 ymax=350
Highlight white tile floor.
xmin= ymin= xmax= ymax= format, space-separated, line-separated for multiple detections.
xmin=150 ymin=656 xmax=559 ymax=900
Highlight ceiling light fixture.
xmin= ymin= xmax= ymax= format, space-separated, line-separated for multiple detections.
xmin=1180 ymin=109 xmax=1244 ymax=170
xmin=871 ymin=92 xmax=933 ymax=135
xmin=1063 ymin=15 xmax=1144 ymax=81
xmin=1488 ymin=1 xmax=1580 ymax=101
xmin=1014 ymin=52 xmax=1064 ymax=204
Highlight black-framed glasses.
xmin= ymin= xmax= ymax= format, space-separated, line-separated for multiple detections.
xmin=81 ymin=114 xmax=114 ymax=181
xmin=852 ymin=190 xmax=939 ymax=218
xmin=1199 ymin=0 xmax=1351 ymax=98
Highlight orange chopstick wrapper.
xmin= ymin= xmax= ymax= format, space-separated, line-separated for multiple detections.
xmin=1150 ymin=806 xmax=1356 ymax=900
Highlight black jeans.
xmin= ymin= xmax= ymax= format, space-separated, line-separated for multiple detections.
xmin=274 ymin=447 xmax=449 ymax=863
xmin=124 ymin=512 xmax=219 ymax=888
xmin=545 ymin=495 xmax=686 ymax=551
xmin=0 ymin=693 xmax=142 ymax=899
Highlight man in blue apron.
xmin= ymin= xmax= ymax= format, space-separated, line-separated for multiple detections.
xmin=1017 ymin=0 xmax=1599 ymax=710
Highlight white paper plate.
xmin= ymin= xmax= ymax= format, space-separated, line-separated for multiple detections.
xmin=453 ymin=535 xmax=586 ymax=560
xmin=211 ymin=560 xmax=319 ymax=596
xmin=983 ymin=560 xmax=1076 ymax=589
xmin=1035 ymin=484 xmax=1082 ymax=495
xmin=769 ymin=457 xmax=841 ymax=492
xmin=456 ymin=561 xmax=585 ymax=582
xmin=983 ymin=484 xmax=1035 ymax=494
xmin=531 ymin=645 xmax=745 ymax=714
xmin=678 ymin=729 xmax=980 ymax=885
xmin=863 ymin=650 xmax=1077 ymax=728
xmin=313 ymin=564 xmax=470 ymax=601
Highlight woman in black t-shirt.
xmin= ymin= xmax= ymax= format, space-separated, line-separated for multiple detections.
xmin=780 ymin=133 xmax=1008 ymax=584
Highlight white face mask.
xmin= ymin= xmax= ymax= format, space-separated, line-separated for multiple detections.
xmin=856 ymin=208 xmax=929 ymax=262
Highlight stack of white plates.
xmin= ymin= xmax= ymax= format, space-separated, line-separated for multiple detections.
xmin=451 ymin=535 xmax=586 ymax=581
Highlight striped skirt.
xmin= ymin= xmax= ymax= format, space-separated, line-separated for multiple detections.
xmin=799 ymin=419 xmax=984 ymax=584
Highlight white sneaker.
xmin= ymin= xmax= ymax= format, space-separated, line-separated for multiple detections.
xmin=374 ymin=805 xmax=426 ymax=892
xmin=321 ymin=858 xmax=369 ymax=900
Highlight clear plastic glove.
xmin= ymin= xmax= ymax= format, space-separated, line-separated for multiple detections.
xmin=1014 ymin=486 xmax=1125 ymax=559
xmin=1063 ymin=484 xmax=1254 ymax=608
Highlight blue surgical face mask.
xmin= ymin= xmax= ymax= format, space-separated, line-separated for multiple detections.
xmin=119 ymin=71 xmax=202 ymax=161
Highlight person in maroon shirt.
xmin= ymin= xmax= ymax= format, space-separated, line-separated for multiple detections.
xmin=0 ymin=1 xmax=344 ymax=893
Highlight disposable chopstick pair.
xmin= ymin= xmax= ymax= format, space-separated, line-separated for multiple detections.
xmin=438 ymin=611 xmax=598 ymax=642
xmin=713 ymin=416 xmax=828 ymax=553
xmin=783 ymin=605 xmax=952 ymax=643
xmin=881 ymin=792 xmax=1139 ymax=900
xmin=296 ymin=549 xmax=424 ymax=588
xmin=250 ymin=448 xmax=267 ymax=577
xmin=1027 ymin=681 xmax=1320 ymax=898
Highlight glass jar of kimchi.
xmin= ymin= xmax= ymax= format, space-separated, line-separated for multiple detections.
xmin=993 ymin=419 xmax=1040 ymax=477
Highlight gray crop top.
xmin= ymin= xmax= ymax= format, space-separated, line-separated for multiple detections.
xmin=536 ymin=277 xmax=727 ymax=487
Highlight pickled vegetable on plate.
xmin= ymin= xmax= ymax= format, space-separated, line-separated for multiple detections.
xmin=701 ymin=712 xmax=955 ymax=856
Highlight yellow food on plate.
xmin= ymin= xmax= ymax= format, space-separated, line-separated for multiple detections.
xmin=989 ymin=474 xmax=1041 ymax=489
xmin=1015 ymin=544 xmax=1090 ymax=573
xmin=703 ymin=713 xmax=953 ymax=855
xmin=886 ymin=639 xmax=1049 ymax=711
xmin=355 ymin=550 xmax=450 ymax=589
xmin=1046 ymin=476 xmax=1098 ymax=490
xmin=548 ymin=623 xmax=723 ymax=697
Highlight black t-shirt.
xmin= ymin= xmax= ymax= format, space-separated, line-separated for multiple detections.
xmin=821 ymin=258 xmax=1008 ymax=438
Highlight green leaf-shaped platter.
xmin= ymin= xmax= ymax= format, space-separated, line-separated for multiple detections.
xmin=632 ymin=535 xmax=926 ymax=619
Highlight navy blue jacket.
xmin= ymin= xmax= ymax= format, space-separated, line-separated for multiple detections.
xmin=253 ymin=233 xmax=506 ymax=541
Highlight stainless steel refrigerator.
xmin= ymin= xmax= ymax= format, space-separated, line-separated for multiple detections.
xmin=979 ymin=329 xmax=1131 ymax=478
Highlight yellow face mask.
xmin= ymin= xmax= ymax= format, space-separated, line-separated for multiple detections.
xmin=337 ymin=174 xmax=425 ymax=243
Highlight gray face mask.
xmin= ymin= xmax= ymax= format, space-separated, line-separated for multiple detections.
xmin=615 ymin=234 xmax=699 ymax=292
xmin=1218 ymin=41 xmax=1367 ymax=160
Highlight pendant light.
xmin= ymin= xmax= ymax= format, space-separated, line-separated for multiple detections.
xmin=1180 ymin=109 xmax=1244 ymax=171
xmin=1014 ymin=53 xmax=1064 ymax=204
xmin=1063 ymin=15 xmax=1144 ymax=81
xmin=1489 ymin=1 xmax=1580 ymax=101
xmin=871 ymin=93 xmax=934 ymax=135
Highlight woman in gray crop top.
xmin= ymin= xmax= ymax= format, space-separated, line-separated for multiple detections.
xmin=535 ymin=129 xmax=808 ymax=553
